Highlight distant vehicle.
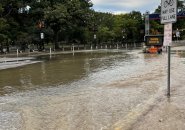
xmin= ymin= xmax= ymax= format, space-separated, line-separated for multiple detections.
xmin=143 ymin=35 xmax=163 ymax=54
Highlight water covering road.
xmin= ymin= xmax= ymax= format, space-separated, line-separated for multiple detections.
xmin=0 ymin=48 xmax=185 ymax=130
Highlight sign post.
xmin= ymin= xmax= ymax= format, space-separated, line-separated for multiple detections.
xmin=161 ymin=0 xmax=177 ymax=97
xmin=163 ymin=23 xmax=172 ymax=97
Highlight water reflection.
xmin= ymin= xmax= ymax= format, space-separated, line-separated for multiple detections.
xmin=0 ymin=50 xmax=130 ymax=95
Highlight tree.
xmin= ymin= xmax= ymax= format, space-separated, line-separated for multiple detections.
xmin=0 ymin=17 xmax=10 ymax=52
xmin=113 ymin=11 xmax=144 ymax=43
xmin=44 ymin=4 xmax=68 ymax=49
xmin=44 ymin=0 xmax=93 ymax=48
xmin=153 ymin=0 xmax=185 ymax=39
xmin=65 ymin=0 xmax=92 ymax=44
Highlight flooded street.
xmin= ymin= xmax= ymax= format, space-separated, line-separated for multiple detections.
xmin=1 ymin=48 xmax=185 ymax=130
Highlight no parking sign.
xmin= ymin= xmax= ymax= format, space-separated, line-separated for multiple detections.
xmin=163 ymin=23 xmax=172 ymax=46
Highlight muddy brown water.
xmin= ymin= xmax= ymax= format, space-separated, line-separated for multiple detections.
xmin=0 ymin=49 xmax=185 ymax=130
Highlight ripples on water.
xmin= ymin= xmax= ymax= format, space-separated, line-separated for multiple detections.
xmin=1 ymin=49 xmax=185 ymax=129
xmin=0 ymin=50 xmax=133 ymax=95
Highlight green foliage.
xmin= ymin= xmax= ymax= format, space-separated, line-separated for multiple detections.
xmin=0 ymin=18 xmax=9 ymax=31
xmin=0 ymin=18 xmax=9 ymax=43
xmin=1 ymin=0 xmax=184 ymax=51
xmin=153 ymin=0 xmax=185 ymax=38
xmin=0 ymin=34 xmax=7 ymax=42
xmin=0 ymin=4 xmax=3 ymax=15
xmin=98 ymin=27 xmax=115 ymax=42
xmin=45 ymin=4 xmax=68 ymax=32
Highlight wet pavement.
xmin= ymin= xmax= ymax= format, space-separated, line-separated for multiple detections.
xmin=0 ymin=47 xmax=185 ymax=130
xmin=131 ymin=47 xmax=185 ymax=130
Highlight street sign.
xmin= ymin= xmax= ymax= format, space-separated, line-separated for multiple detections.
xmin=163 ymin=23 xmax=172 ymax=46
xmin=40 ymin=33 xmax=44 ymax=39
xmin=161 ymin=0 xmax=177 ymax=24
xmin=160 ymin=0 xmax=177 ymax=97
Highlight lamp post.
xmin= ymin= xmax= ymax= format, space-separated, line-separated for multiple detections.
xmin=93 ymin=33 xmax=96 ymax=49
xmin=122 ymin=29 xmax=126 ymax=43
xmin=122 ymin=29 xmax=127 ymax=49
xmin=39 ymin=20 xmax=45 ymax=51
xmin=92 ymin=22 xmax=98 ymax=48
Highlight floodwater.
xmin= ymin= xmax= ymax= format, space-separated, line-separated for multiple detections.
xmin=0 ymin=48 xmax=185 ymax=130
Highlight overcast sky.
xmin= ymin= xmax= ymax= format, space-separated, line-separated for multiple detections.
xmin=91 ymin=0 xmax=161 ymax=14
